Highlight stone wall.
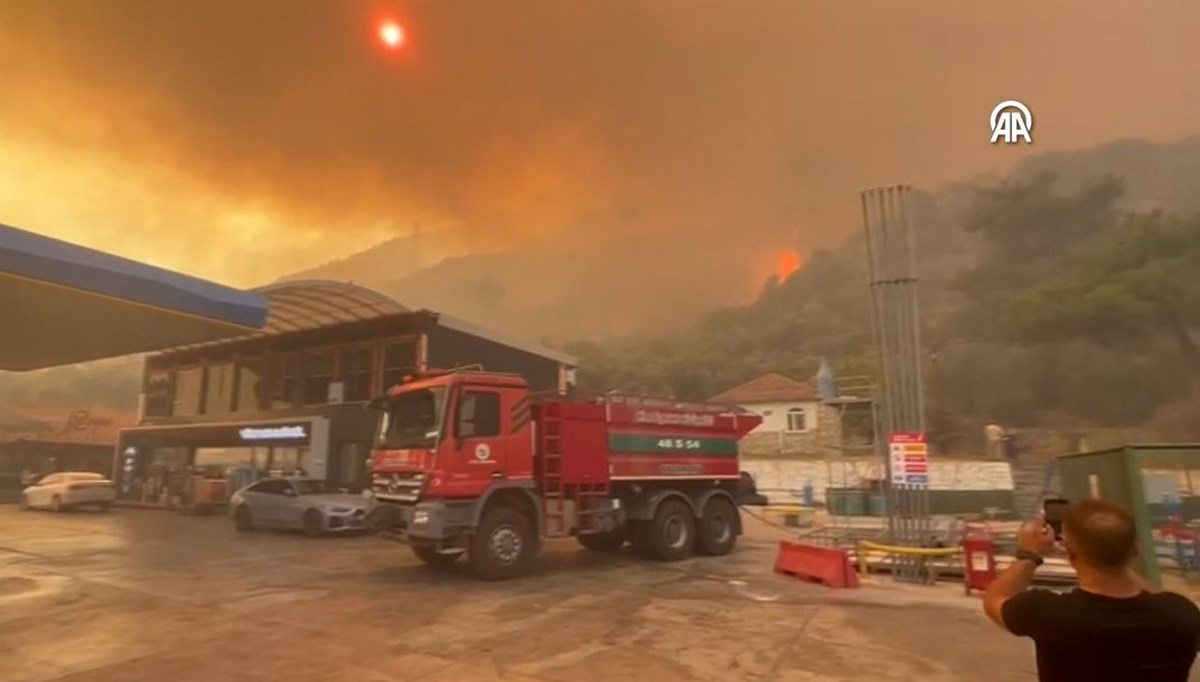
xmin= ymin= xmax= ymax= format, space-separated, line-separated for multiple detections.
xmin=739 ymin=404 xmax=844 ymax=458
xmin=742 ymin=457 xmax=1014 ymax=504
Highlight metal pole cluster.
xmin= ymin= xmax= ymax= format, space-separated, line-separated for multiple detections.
xmin=860 ymin=185 xmax=931 ymax=583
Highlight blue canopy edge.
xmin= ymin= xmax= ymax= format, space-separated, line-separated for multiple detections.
xmin=0 ymin=223 xmax=268 ymax=329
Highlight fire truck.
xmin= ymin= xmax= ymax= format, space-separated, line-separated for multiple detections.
xmin=364 ymin=368 xmax=765 ymax=580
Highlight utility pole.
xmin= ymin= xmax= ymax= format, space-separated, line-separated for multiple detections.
xmin=860 ymin=185 xmax=931 ymax=583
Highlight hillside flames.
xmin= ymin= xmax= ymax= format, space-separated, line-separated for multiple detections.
xmin=778 ymin=250 xmax=801 ymax=281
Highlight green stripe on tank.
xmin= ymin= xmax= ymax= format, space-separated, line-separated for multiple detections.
xmin=608 ymin=434 xmax=738 ymax=456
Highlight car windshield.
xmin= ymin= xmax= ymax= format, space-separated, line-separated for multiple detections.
xmin=377 ymin=387 xmax=446 ymax=450
xmin=291 ymin=479 xmax=334 ymax=496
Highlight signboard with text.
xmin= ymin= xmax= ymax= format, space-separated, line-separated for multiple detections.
xmin=888 ymin=432 xmax=929 ymax=488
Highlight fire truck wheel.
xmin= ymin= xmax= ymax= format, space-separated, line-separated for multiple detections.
xmin=646 ymin=499 xmax=696 ymax=562
xmin=234 ymin=505 xmax=254 ymax=531
xmin=696 ymin=497 xmax=738 ymax=556
xmin=577 ymin=531 xmax=625 ymax=552
xmin=412 ymin=545 xmax=463 ymax=568
xmin=469 ymin=505 xmax=537 ymax=581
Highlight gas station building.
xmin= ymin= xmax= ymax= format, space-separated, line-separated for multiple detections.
xmin=114 ymin=279 xmax=577 ymax=502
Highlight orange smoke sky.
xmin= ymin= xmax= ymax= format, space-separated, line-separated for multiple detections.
xmin=0 ymin=0 xmax=1197 ymax=307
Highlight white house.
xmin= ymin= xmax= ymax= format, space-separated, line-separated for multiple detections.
xmin=708 ymin=372 xmax=819 ymax=435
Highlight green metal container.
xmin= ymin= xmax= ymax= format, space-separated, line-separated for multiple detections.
xmin=826 ymin=488 xmax=866 ymax=516
xmin=866 ymin=493 xmax=888 ymax=516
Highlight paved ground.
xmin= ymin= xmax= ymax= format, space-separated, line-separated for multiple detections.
xmin=0 ymin=505 xmax=1051 ymax=681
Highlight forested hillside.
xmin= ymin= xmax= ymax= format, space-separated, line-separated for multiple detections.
xmin=6 ymin=136 xmax=1200 ymax=437
xmin=567 ymin=153 xmax=1200 ymax=435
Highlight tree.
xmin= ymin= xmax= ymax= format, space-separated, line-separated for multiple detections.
xmin=955 ymin=172 xmax=1125 ymax=303
xmin=1001 ymin=212 xmax=1200 ymax=373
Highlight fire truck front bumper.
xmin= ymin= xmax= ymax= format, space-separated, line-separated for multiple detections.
xmin=365 ymin=498 xmax=459 ymax=543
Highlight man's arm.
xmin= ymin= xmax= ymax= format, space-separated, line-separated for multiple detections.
xmin=983 ymin=558 xmax=1040 ymax=628
xmin=983 ymin=517 xmax=1057 ymax=631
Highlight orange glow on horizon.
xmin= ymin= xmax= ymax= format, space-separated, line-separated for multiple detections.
xmin=778 ymin=249 xmax=801 ymax=281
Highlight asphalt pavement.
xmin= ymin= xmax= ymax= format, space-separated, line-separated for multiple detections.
xmin=0 ymin=505 xmax=1054 ymax=681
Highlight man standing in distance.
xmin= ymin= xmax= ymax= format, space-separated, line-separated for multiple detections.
xmin=984 ymin=419 xmax=1006 ymax=460
xmin=983 ymin=499 xmax=1200 ymax=681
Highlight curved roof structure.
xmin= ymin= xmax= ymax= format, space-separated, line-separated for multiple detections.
xmin=1 ymin=222 xmax=268 ymax=371
xmin=160 ymin=278 xmax=578 ymax=367
xmin=254 ymin=279 xmax=409 ymax=335
xmin=162 ymin=279 xmax=410 ymax=352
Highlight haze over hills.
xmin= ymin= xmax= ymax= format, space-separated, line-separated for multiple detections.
xmin=7 ymin=134 xmax=1200 ymax=426
xmin=281 ymin=135 xmax=1200 ymax=344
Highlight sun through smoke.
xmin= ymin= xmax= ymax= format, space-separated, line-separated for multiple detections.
xmin=378 ymin=20 xmax=405 ymax=49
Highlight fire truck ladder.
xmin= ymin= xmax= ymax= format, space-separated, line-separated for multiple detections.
xmin=534 ymin=402 xmax=608 ymax=537
xmin=537 ymin=402 xmax=568 ymax=537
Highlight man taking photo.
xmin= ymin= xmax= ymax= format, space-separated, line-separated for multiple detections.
xmin=984 ymin=499 xmax=1200 ymax=682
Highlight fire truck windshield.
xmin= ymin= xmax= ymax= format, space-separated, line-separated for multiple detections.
xmin=376 ymin=387 xmax=446 ymax=450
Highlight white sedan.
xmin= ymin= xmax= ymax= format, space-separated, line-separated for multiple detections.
xmin=19 ymin=472 xmax=116 ymax=512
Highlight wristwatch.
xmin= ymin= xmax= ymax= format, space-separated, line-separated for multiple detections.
xmin=1014 ymin=549 xmax=1044 ymax=567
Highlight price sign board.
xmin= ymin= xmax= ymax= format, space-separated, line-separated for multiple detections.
xmin=888 ymin=432 xmax=929 ymax=488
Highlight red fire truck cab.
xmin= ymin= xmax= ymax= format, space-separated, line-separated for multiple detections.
xmin=364 ymin=368 xmax=765 ymax=580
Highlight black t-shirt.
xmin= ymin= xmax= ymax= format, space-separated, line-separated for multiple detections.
xmin=1003 ymin=588 xmax=1200 ymax=682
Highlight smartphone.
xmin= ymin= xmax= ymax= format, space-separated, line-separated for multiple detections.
xmin=1043 ymin=498 xmax=1069 ymax=540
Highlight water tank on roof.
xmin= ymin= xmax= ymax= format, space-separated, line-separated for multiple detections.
xmin=817 ymin=358 xmax=836 ymax=402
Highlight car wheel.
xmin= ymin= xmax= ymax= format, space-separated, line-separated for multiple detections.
xmin=50 ymin=495 xmax=63 ymax=513
xmin=302 ymin=509 xmax=326 ymax=538
xmin=234 ymin=505 xmax=255 ymax=532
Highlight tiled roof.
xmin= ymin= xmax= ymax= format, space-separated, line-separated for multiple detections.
xmin=708 ymin=372 xmax=816 ymax=405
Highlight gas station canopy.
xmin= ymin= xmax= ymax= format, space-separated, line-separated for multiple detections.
xmin=0 ymin=223 xmax=269 ymax=371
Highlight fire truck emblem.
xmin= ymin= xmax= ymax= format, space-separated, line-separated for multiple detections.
xmin=474 ymin=443 xmax=491 ymax=462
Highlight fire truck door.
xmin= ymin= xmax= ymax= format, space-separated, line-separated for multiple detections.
xmin=452 ymin=389 xmax=507 ymax=489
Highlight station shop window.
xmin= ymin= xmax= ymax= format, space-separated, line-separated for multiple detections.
xmin=269 ymin=447 xmax=308 ymax=473
xmin=275 ymin=358 xmax=298 ymax=408
xmin=194 ymin=447 xmax=253 ymax=471
xmin=380 ymin=340 xmax=418 ymax=391
xmin=143 ymin=370 xmax=174 ymax=418
xmin=173 ymin=367 xmax=205 ymax=416
xmin=204 ymin=364 xmax=236 ymax=415
xmin=300 ymin=352 xmax=334 ymax=405
xmin=273 ymin=353 xmax=334 ymax=407
xmin=235 ymin=362 xmax=265 ymax=413
xmin=340 ymin=348 xmax=374 ymax=402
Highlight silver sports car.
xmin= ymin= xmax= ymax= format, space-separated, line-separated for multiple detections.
xmin=229 ymin=477 xmax=367 ymax=537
